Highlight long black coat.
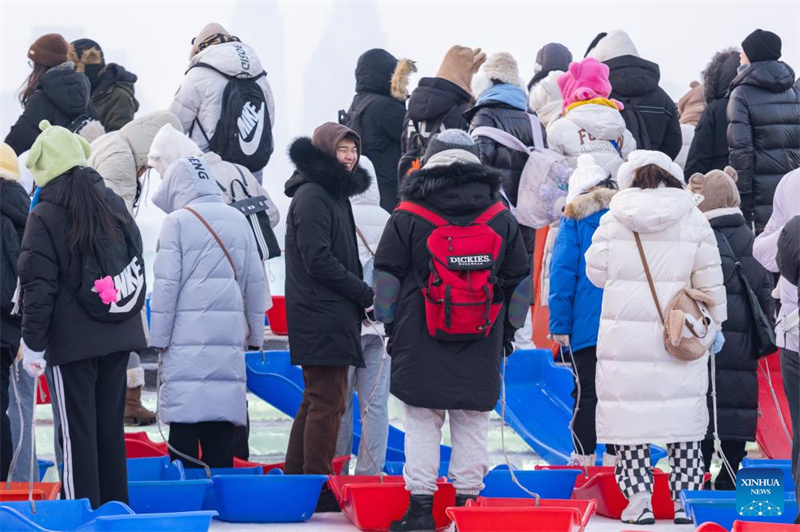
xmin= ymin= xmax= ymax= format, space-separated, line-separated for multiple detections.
xmin=4 ymin=65 xmax=95 ymax=155
xmin=284 ymin=138 xmax=374 ymax=367
xmin=374 ymin=163 xmax=530 ymax=411
xmin=604 ymin=55 xmax=682 ymax=160
xmin=727 ymin=61 xmax=800 ymax=231
xmin=0 ymin=179 xmax=30 ymax=350
xmin=706 ymin=212 xmax=775 ymax=441
xmin=345 ymin=50 xmax=407 ymax=213
xmin=18 ymin=168 xmax=146 ymax=366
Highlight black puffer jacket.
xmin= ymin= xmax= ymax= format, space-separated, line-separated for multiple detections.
xmin=0 ymin=179 xmax=30 ymax=350
xmin=344 ymin=50 xmax=408 ymax=213
xmin=4 ymin=64 xmax=95 ymax=155
xmin=604 ymin=55 xmax=682 ymax=160
xmin=92 ymin=64 xmax=139 ymax=132
xmin=706 ymin=212 xmax=775 ymax=441
xmin=685 ymin=50 xmax=740 ymax=179
xmin=777 ymin=214 xmax=800 ymax=289
xmin=374 ymin=163 xmax=530 ymax=411
xmin=18 ymin=168 xmax=146 ymax=365
xmin=727 ymin=61 xmax=800 ymax=231
xmin=284 ymin=138 xmax=373 ymax=367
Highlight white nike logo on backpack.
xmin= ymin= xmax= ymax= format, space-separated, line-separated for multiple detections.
xmin=238 ymin=101 xmax=264 ymax=156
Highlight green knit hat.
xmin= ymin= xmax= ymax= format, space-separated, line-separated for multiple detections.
xmin=27 ymin=120 xmax=91 ymax=187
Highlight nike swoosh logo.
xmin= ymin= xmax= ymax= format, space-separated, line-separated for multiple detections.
xmin=239 ymin=103 xmax=265 ymax=156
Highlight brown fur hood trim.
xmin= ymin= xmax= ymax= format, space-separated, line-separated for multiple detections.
xmin=67 ymin=46 xmax=102 ymax=73
xmin=391 ymin=59 xmax=417 ymax=102
xmin=564 ymin=187 xmax=617 ymax=220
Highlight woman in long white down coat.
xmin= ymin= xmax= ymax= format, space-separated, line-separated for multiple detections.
xmin=585 ymin=150 xmax=726 ymax=525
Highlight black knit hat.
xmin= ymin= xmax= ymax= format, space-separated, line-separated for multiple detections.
xmin=742 ymin=29 xmax=782 ymax=63
xmin=422 ymin=129 xmax=480 ymax=164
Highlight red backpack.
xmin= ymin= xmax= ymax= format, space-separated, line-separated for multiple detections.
xmin=395 ymin=200 xmax=508 ymax=341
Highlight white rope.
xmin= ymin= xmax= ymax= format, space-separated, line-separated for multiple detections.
xmin=760 ymin=359 xmax=793 ymax=445
xmin=711 ymin=353 xmax=738 ymax=487
xmin=558 ymin=345 xmax=591 ymax=477
xmin=6 ymin=361 xmax=25 ymax=489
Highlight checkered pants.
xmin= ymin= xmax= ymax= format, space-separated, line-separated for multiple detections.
xmin=615 ymin=441 xmax=704 ymax=500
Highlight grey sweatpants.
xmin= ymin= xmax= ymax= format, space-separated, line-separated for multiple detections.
xmin=7 ymin=361 xmax=39 ymax=482
xmin=402 ymin=402 xmax=490 ymax=496
xmin=335 ymin=334 xmax=390 ymax=475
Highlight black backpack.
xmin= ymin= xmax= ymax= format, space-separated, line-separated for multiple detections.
xmin=397 ymin=115 xmax=447 ymax=181
xmin=74 ymin=222 xmax=146 ymax=323
xmin=338 ymin=93 xmax=381 ymax=132
xmin=189 ymin=62 xmax=274 ymax=173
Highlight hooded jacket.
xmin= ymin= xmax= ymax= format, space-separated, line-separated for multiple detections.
xmin=548 ymin=187 xmax=616 ymax=352
xmin=585 ymin=187 xmax=726 ymax=444
xmin=18 ymin=167 xmax=147 ymax=365
xmin=149 ymin=157 xmax=267 ymax=425
xmin=685 ymin=50 xmax=740 ymax=178
xmin=345 ymin=50 xmax=414 ymax=212
xmin=147 ymin=124 xmax=279 ymax=228
xmin=169 ymin=42 xmax=276 ymax=155
xmin=0 ymin=179 xmax=30 ymax=349
xmin=587 ymin=31 xmax=682 ymax=160
xmin=546 ymin=103 xmax=636 ymax=176
xmin=88 ymin=111 xmax=182 ymax=212
xmin=727 ymin=60 xmax=800 ymax=230
xmin=704 ymin=208 xmax=774 ymax=441
xmin=5 ymin=63 xmax=96 ymax=155
xmin=528 ymin=70 xmax=565 ymax=129
xmin=284 ymin=126 xmax=374 ymax=367
xmin=373 ymin=162 xmax=531 ymax=411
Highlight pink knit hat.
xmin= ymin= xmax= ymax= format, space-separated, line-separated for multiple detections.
xmin=557 ymin=57 xmax=623 ymax=112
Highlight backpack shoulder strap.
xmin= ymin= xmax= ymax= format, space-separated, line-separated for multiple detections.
xmin=528 ymin=113 xmax=545 ymax=151
xmin=633 ymin=231 xmax=664 ymax=323
xmin=470 ymin=126 xmax=530 ymax=153
xmin=395 ymin=201 xmax=449 ymax=227
xmin=472 ymin=201 xmax=508 ymax=225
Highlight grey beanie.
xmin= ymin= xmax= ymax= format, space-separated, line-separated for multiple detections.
xmin=422 ymin=129 xmax=480 ymax=164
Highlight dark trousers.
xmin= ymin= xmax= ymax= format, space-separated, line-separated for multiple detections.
xmin=781 ymin=348 xmax=800 ymax=519
xmin=1 ymin=345 xmax=13 ymax=481
xmin=285 ymin=366 xmax=348 ymax=475
xmin=700 ymin=439 xmax=747 ymax=490
xmin=567 ymin=346 xmax=615 ymax=457
xmin=50 ymin=351 xmax=128 ymax=508
xmin=169 ymin=421 xmax=234 ymax=468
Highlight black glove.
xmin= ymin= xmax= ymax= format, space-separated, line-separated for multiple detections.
xmin=503 ymin=332 xmax=515 ymax=357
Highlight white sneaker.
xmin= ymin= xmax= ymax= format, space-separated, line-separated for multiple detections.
xmin=673 ymin=500 xmax=692 ymax=525
xmin=602 ymin=452 xmax=617 ymax=468
xmin=568 ymin=452 xmax=596 ymax=468
xmin=621 ymin=491 xmax=655 ymax=525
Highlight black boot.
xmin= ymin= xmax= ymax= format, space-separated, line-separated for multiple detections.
xmin=389 ymin=494 xmax=435 ymax=532
xmin=315 ymin=484 xmax=341 ymax=513
xmin=455 ymin=494 xmax=477 ymax=507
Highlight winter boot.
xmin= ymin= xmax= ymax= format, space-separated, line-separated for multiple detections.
xmin=455 ymin=494 xmax=477 ymax=507
xmin=620 ymin=491 xmax=655 ymax=525
xmin=389 ymin=494 xmax=435 ymax=532
xmin=315 ymin=484 xmax=341 ymax=513
xmin=673 ymin=500 xmax=692 ymax=525
xmin=602 ymin=452 xmax=617 ymax=468
xmin=569 ymin=452 xmax=596 ymax=468
xmin=124 ymin=368 xmax=156 ymax=426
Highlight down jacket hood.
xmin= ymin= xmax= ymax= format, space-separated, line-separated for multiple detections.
xmin=95 ymin=63 xmax=137 ymax=94
xmin=730 ymin=60 xmax=797 ymax=93
xmin=528 ymin=70 xmax=564 ymax=128
xmin=117 ymin=111 xmax=181 ymax=169
xmin=703 ymin=48 xmax=740 ymax=103
xmin=609 ymin=186 xmax=698 ymax=234
xmin=147 ymin=124 xmax=203 ymax=177
xmin=189 ymin=41 xmax=265 ymax=78
xmin=585 ymin=30 xmax=640 ymax=63
xmin=355 ymin=49 xmax=398 ymax=98
xmin=153 ymin=157 xmax=222 ymax=214
xmin=40 ymin=63 xmax=92 ymax=116
xmin=604 ymin=55 xmax=661 ymax=97
xmin=406 ymin=77 xmax=472 ymax=122
xmin=565 ymin=103 xmax=628 ymax=140
xmin=399 ymin=162 xmax=501 ymax=217
xmin=285 ymin=137 xmax=371 ymax=199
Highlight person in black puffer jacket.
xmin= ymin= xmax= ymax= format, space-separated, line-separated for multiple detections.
xmin=5 ymin=34 xmax=97 ymax=155
xmin=398 ymin=46 xmax=486 ymax=182
xmin=727 ymin=29 xmax=800 ymax=232
xmin=18 ymin=122 xmax=146 ymax=507
xmin=685 ymin=49 xmax=740 ymax=178
xmin=585 ymin=30 xmax=682 ymax=160
xmin=688 ymin=167 xmax=775 ymax=490
xmin=342 ymin=49 xmax=416 ymax=212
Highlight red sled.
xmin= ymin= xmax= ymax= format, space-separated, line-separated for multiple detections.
xmin=757 ymin=351 xmax=793 ymax=459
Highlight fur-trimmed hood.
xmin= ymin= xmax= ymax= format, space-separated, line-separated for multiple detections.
xmin=355 ymin=49 xmax=416 ymax=102
xmin=399 ymin=162 xmax=501 ymax=216
xmin=564 ymin=187 xmax=616 ymax=220
xmin=286 ymin=137 xmax=371 ymax=199
xmin=702 ymin=48 xmax=740 ymax=103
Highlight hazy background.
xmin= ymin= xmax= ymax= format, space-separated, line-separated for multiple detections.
xmin=2 ymin=0 xmax=798 ymax=288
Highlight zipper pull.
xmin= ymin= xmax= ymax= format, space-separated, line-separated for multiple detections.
xmin=448 ymin=236 xmax=453 ymax=252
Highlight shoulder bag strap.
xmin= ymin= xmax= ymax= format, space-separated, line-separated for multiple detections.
xmin=354 ymin=226 xmax=375 ymax=257
xmin=528 ymin=113 xmax=545 ymax=151
xmin=633 ymin=231 xmax=665 ymax=323
xmin=184 ymin=207 xmax=238 ymax=281
xmin=470 ymin=126 xmax=530 ymax=153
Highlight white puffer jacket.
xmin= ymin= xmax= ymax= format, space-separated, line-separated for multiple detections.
xmin=169 ymin=42 xmax=275 ymax=152
xmin=585 ymin=187 xmax=726 ymax=444
xmin=546 ymin=103 xmax=636 ymax=177
xmin=88 ymin=111 xmax=182 ymax=213
xmin=528 ymin=70 xmax=564 ymax=129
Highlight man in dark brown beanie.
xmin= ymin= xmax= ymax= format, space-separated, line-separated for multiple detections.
xmin=28 ymin=33 xmax=69 ymax=67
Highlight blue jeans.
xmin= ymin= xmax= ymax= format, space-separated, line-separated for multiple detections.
xmin=8 ymin=360 xmax=39 ymax=482
xmin=780 ymin=348 xmax=800 ymax=521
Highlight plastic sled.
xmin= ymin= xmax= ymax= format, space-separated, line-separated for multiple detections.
xmin=741 ymin=458 xmax=796 ymax=492
xmin=468 ymin=497 xmax=597 ymax=531
xmin=125 ymin=456 xmax=211 ymax=514
xmin=38 ymin=460 xmax=54 ymax=482
xmin=0 ymin=483 xmax=61 ymax=502
xmin=480 ymin=467 xmax=579 ymax=499
xmin=681 ymin=490 xmax=798 ymax=530
xmin=233 ymin=455 xmax=349 ymax=475
xmin=757 ymin=352 xmax=793 ymax=460
xmin=266 ymin=296 xmax=288 ymax=335
xmin=694 ymin=523 xmax=729 ymax=532
xmin=179 ymin=466 xmax=262 ymax=513
xmin=212 ymin=472 xmax=328 ymax=522
xmin=126 ymin=456 xmax=183 ymax=482
xmin=447 ymin=506 xmax=582 ymax=532
xmin=0 ymin=499 xmax=215 ymax=532
xmin=383 ymin=461 xmax=449 ymax=478
xmin=124 ymin=432 xmax=168 ymax=458
xmin=329 ymin=475 xmax=455 ymax=531
xmin=732 ymin=521 xmax=800 ymax=531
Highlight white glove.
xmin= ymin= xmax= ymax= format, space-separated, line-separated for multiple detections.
xmin=551 ymin=334 xmax=570 ymax=347
xmin=21 ymin=339 xmax=46 ymax=378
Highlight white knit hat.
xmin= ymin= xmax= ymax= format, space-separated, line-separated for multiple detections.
xmin=616 ymin=149 xmax=684 ymax=189
xmin=566 ymin=154 xmax=609 ymax=203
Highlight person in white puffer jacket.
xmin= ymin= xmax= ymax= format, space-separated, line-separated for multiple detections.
xmin=585 ymin=150 xmax=726 ymax=526
xmin=547 ymin=57 xmax=635 ymax=176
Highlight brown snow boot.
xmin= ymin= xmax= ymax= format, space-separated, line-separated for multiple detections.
xmin=124 ymin=368 xmax=156 ymax=426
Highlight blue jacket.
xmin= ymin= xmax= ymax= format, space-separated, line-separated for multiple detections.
xmin=548 ymin=188 xmax=616 ymax=352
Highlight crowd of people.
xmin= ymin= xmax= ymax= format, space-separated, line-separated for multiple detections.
xmin=0 ymin=22 xmax=798 ymax=529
